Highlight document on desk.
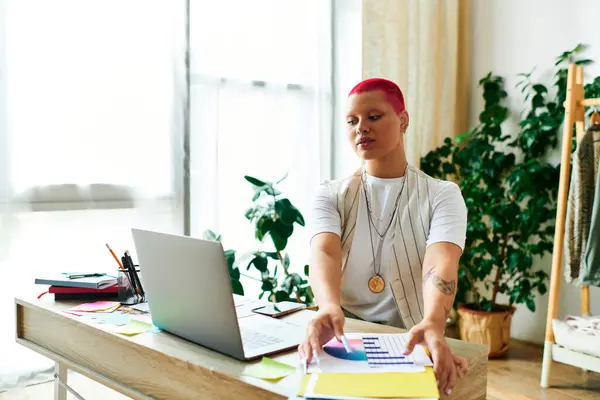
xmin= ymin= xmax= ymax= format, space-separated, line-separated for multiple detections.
xmin=233 ymin=294 xmax=254 ymax=306
xmin=235 ymin=298 xmax=269 ymax=319
xmin=298 ymin=368 xmax=439 ymax=399
xmin=308 ymin=333 xmax=432 ymax=374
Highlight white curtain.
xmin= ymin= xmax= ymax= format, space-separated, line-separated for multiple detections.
xmin=362 ymin=0 xmax=472 ymax=166
xmin=0 ymin=0 xmax=186 ymax=388
xmin=189 ymin=0 xmax=333 ymax=293
xmin=0 ymin=0 xmax=338 ymax=389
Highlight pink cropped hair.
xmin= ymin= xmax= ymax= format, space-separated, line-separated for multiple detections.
xmin=348 ymin=78 xmax=406 ymax=114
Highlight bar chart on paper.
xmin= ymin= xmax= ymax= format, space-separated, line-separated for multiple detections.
xmin=362 ymin=334 xmax=416 ymax=367
xmin=299 ymin=333 xmax=440 ymax=399
xmin=312 ymin=333 xmax=432 ymax=374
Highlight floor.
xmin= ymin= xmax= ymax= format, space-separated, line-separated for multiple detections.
xmin=0 ymin=341 xmax=598 ymax=399
xmin=487 ymin=341 xmax=600 ymax=400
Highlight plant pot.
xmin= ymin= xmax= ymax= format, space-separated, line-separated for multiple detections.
xmin=456 ymin=304 xmax=516 ymax=358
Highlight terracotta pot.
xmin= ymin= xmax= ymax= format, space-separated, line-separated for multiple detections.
xmin=456 ymin=304 xmax=516 ymax=358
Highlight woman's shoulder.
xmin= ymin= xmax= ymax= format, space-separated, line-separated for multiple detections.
xmin=315 ymin=169 xmax=361 ymax=196
xmin=409 ymin=165 xmax=463 ymax=198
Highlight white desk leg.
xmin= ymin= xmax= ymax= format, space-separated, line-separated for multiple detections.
xmin=540 ymin=340 xmax=552 ymax=388
xmin=54 ymin=362 xmax=67 ymax=400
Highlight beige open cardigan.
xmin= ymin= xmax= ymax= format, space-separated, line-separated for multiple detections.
xmin=564 ymin=123 xmax=600 ymax=286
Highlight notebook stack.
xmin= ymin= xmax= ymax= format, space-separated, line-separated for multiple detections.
xmin=35 ymin=273 xmax=118 ymax=300
xmin=297 ymin=333 xmax=440 ymax=400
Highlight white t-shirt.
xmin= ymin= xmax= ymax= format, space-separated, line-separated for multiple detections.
xmin=309 ymin=166 xmax=467 ymax=328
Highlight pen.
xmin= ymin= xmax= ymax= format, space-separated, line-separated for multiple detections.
xmin=122 ymin=255 xmax=141 ymax=295
xmin=303 ymin=358 xmax=308 ymax=374
xmin=312 ymin=350 xmax=320 ymax=365
xmin=66 ymin=273 xmax=104 ymax=280
xmin=341 ymin=335 xmax=353 ymax=353
xmin=106 ymin=244 xmax=125 ymax=270
xmin=125 ymin=251 xmax=145 ymax=297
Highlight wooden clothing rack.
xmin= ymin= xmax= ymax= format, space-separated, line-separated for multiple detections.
xmin=541 ymin=63 xmax=600 ymax=387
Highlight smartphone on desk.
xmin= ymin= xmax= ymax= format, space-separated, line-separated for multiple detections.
xmin=252 ymin=301 xmax=307 ymax=318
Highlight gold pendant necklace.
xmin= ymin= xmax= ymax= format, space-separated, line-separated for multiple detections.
xmin=362 ymin=165 xmax=408 ymax=294
xmin=368 ymin=274 xmax=385 ymax=293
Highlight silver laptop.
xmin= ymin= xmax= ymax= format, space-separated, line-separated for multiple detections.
xmin=131 ymin=228 xmax=305 ymax=361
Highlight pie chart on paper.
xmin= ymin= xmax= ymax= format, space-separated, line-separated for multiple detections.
xmin=322 ymin=338 xmax=367 ymax=361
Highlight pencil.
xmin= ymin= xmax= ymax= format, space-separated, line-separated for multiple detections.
xmin=106 ymin=243 xmax=125 ymax=270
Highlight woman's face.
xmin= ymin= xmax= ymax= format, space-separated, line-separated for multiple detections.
xmin=345 ymin=90 xmax=408 ymax=161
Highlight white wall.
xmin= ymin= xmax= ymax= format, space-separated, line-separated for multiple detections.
xmin=0 ymin=0 xmax=7 ymax=205
xmin=471 ymin=0 xmax=600 ymax=344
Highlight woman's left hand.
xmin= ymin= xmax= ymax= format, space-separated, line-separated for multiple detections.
xmin=403 ymin=319 xmax=467 ymax=396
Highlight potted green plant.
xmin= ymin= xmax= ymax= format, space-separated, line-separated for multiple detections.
xmin=420 ymin=44 xmax=597 ymax=357
xmin=204 ymin=173 xmax=314 ymax=305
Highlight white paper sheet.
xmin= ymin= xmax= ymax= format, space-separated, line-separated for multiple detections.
xmin=307 ymin=332 xmax=432 ymax=374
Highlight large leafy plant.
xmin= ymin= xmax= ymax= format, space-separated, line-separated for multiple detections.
xmin=420 ymin=44 xmax=598 ymax=312
xmin=204 ymin=174 xmax=314 ymax=305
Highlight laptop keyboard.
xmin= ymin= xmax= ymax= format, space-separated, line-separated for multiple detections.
xmin=240 ymin=327 xmax=284 ymax=350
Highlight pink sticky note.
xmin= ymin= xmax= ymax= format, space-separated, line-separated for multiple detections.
xmin=70 ymin=301 xmax=121 ymax=312
xmin=63 ymin=310 xmax=83 ymax=317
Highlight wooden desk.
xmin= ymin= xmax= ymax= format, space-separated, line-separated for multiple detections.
xmin=15 ymin=295 xmax=488 ymax=399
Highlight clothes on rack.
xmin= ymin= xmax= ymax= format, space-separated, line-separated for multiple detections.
xmin=564 ymin=123 xmax=600 ymax=286
xmin=582 ymin=145 xmax=600 ymax=287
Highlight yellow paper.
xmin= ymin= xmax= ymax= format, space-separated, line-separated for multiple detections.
xmin=100 ymin=304 xmax=121 ymax=313
xmin=242 ymin=357 xmax=296 ymax=381
xmin=129 ymin=314 xmax=153 ymax=326
xmin=297 ymin=374 xmax=311 ymax=396
xmin=309 ymin=368 xmax=439 ymax=398
xmin=105 ymin=320 xmax=152 ymax=336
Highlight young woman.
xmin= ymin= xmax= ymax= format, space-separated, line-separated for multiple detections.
xmin=299 ymin=78 xmax=469 ymax=396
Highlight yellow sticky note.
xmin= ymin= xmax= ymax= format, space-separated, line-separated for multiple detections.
xmin=105 ymin=320 xmax=151 ymax=336
xmin=297 ymin=374 xmax=312 ymax=396
xmin=100 ymin=304 xmax=121 ymax=313
xmin=70 ymin=301 xmax=121 ymax=313
xmin=242 ymin=357 xmax=296 ymax=381
xmin=129 ymin=314 xmax=153 ymax=326
xmin=310 ymin=368 xmax=440 ymax=399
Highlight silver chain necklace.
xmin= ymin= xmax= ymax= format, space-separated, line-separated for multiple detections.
xmin=361 ymin=164 xmax=408 ymax=238
xmin=361 ymin=164 xmax=408 ymax=293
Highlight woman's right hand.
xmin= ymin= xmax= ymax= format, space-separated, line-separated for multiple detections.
xmin=298 ymin=305 xmax=346 ymax=364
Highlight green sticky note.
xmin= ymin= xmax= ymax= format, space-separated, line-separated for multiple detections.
xmin=105 ymin=319 xmax=152 ymax=336
xmin=242 ymin=357 xmax=297 ymax=381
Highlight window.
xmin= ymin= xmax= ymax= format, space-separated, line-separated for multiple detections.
xmin=189 ymin=0 xmax=334 ymax=282
xmin=1 ymin=0 xmax=188 ymax=383
xmin=4 ymin=0 xmax=184 ymax=205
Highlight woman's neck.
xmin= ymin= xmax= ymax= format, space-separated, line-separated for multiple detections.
xmin=364 ymin=148 xmax=408 ymax=178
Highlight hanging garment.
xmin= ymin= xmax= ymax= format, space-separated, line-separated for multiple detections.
xmin=564 ymin=123 xmax=600 ymax=286
xmin=582 ymin=155 xmax=600 ymax=287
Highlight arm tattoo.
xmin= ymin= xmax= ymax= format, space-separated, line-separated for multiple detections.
xmin=423 ymin=265 xmax=435 ymax=285
xmin=423 ymin=265 xmax=456 ymax=296
xmin=433 ymin=275 xmax=456 ymax=295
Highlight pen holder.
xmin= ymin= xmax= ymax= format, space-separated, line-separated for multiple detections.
xmin=118 ymin=268 xmax=145 ymax=305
